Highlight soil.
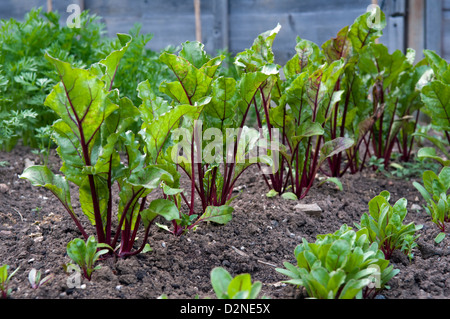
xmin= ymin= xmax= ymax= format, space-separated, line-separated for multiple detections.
xmin=1 ymin=145 xmax=450 ymax=300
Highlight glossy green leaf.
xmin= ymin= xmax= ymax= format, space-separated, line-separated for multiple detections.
xmin=20 ymin=165 xmax=74 ymax=215
xmin=45 ymin=54 xmax=119 ymax=150
xmin=140 ymin=199 xmax=180 ymax=228
xmin=348 ymin=7 xmax=386 ymax=51
xmin=421 ymin=81 xmax=450 ymax=132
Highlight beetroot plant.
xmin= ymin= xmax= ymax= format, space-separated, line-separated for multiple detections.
xmin=413 ymin=167 xmax=450 ymax=242
xmin=276 ymin=224 xmax=399 ymax=299
xmin=234 ymin=23 xmax=354 ymax=199
xmin=355 ymin=191 xmax=422 ymax=259
xmin=138 ymin=41 xmax=275 ymax=235
xmin=0 ymin=264 xmax=19 ymax=299
xmin=20 ymin=34 xmax=181 ymax=258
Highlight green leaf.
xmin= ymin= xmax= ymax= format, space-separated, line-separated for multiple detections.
xmin=438 ymin=167 xmax=450 ymax=190
xmin=142 ymin=243 xmax=153 ymax=253
xmin=249 ymin=281 xmax=263 ymax=299
xmin=127 ymin=165 xmax=173 ymax=190
xmin=137 ymin=79 xmax=171 ymax=122
xmin=198 ymin=205 xmax=233 ymax=225
xmin=413 ymin=181 xmax=432 ymax=204
xmin=322 ymin=26 xmax=352 ymax=63
xmin=140 ymin=198 xmax=180 ymax=228
xmin=421 ymin=81 xmax=450 ymax=132
xmin=319 ymin=137 xmax=355 ymax=165
xmin=348 ymin=8 xmax=386 ymax=51
xmin=140 ymin=104 xmax=200 ymax=164
xmin=423 ymin=50 xmax=450 ymax=84
xmin=281 ymin=192 xmax=298 ymax=200
xmin=20 ymin=165 xmax=74 ymax=215
xmin=66 ymin=238 xmax=87 ymax=269
xmin=238 ymin=72 xmax=269 ymax=105
xmin=204 ymin=76 xmax=238 ymax=127
xmin=159 ymin=46 xmax=217 ymax=104
xmin=79 ymin=175 xmax=109 ymax=226
xmin=45 ymin=53 xmax=119 ymax=151
xmin=318 ymin=177 xmax=343 ymax=191
xmin=211 ymin=267 xmax=233 ymax=299
xmin=338 ymin=278 xmax=370 ymax=299
xmin=435 ymin=232 xmax=446 ymax=244
xmin=179 ymin=41 xmax=211 ymax=69
xmin=266 ymin=189 xmax=279 ymax=198
xmin=284 ymin=37 xmax=323 ymax=80
xmin=161 ymin=183 xmax=184 ymax=196
xmin=228 ymin=274 xmax=252 ymax=298
xmin=326 ymin=239 xmax=350 ymax=271
xmin=90 ymin=33 xmax=132 ymax=90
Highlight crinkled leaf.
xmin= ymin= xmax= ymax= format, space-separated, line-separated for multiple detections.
xmin=45 ymin=53 xmax=119 ymax=150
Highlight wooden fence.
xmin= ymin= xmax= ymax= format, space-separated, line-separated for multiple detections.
xmin=0 ymin=0 xmax=447 ymax=63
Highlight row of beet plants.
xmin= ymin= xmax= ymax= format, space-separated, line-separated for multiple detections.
xmin=19 ymin=7 xmax=444 ymax=261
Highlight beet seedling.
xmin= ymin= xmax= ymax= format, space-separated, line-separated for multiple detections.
xmin=28 ymin=268 xmax=54 ymax=289
xmin=413 ymin=166 xmax=450 ymax=243
xmin=0 ymin=264 xmax=19 ymax=299
xmin=210 ymin=267 xmax=264 ymax=299
xmin=276 ymin=225 xmax=399 ymax=299
xmin=66 ymin=236 xmax=111 ymax=281
xmin=355 ymin=191 xmax=422 ymax=259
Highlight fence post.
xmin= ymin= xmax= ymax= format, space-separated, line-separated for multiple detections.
xmin=194 ymin=0 xmax=202 ymax=42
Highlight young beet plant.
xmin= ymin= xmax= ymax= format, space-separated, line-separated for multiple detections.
xmin=138 ymin=41 xmax=275 ymax=235
xmin=355 ymin=191 xmax=422 ymax=259
xmin=210 ymin=267 xmax=265 ymax=299
xmin=413 ymin=167 xmax=450 ymax=243
xmin=28 ymin=268 xmax=54 ymax=289
xmin=20 ymin=34 xmax=181 ymax=258
xmin=66 ymin=236 xmax=110 ymax=280
xmin=315 ymin=8 xmax=426 ymax=175
xmin=234 ymin=23 xmax=354 ymax=199
xmin=305 ymin=8 xmax=386 ymax=177
xmin=0 ymin=264 xmax=19 ymax=299
xmin=419 ymin=50 xmax=450 ymax=147
xmin=276 ymin=225 xmax=399 ymax=299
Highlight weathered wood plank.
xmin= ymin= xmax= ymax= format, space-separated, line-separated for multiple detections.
xmin=444 ymin=0 xmax=450 ymax=10
xmin=425 ymin=0 xmax=443 ymax=55
xmin=443 ymin=10 xmax=450 ymax=60
xmin=229 ymin=0 xmax=370 ymax=14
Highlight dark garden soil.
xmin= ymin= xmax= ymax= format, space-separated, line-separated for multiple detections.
xmin=1 ymin=145 xmax=450 ymax=300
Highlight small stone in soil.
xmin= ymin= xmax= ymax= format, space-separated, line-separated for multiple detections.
xmin=294 ymin=203 xmax=322 ymax=217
